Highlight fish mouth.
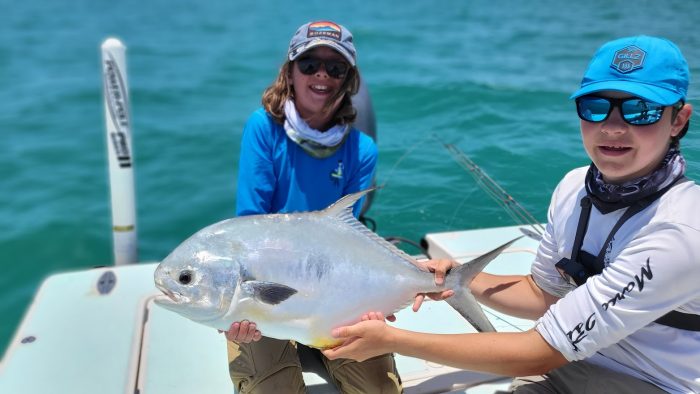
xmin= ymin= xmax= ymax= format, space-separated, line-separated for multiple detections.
xmin=161 ymin=288 xmax=180 ymax=302
xmin=153 ymin=289 xmax=188 ymax=311
xmin=153 ymin=264 xmax=184 ymax=304
xmin=154 ymin=280 xmax=183 ymax=304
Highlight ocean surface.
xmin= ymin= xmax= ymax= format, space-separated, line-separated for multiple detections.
xmin=2 ymin=0 xmax=699 ymax=355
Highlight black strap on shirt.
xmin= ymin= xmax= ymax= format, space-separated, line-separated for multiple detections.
xmin=655 ymin=311 xmax=700 ymax=331
xmin=556 ymin=196 xmax=648 ymax=286
xmin=555 ymin=179 xmax=700 ymax=331
xmin=555 ymin=197 xmax=593 ymax=285
xmin=571 ymin=197 xmax=592 ymax=269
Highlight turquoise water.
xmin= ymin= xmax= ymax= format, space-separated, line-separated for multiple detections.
xmin=2 ymin=0 xmax=699 ymax=354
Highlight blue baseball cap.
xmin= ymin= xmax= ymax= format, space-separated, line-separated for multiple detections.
xmin=570 ymin=36 xmax=689 ymax=105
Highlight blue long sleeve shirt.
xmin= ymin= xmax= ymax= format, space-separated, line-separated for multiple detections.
xmin=236 ymin=108 xmax=378 ymax=217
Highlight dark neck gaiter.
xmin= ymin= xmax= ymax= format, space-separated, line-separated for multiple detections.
xmin=585 ymin=147 xmax=686 ymax=214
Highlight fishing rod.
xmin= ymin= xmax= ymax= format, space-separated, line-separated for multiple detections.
xmin=102 ymin=38 xmax=139 ymax=265
xmin=435 ymin=135 xmax=545 ymax=240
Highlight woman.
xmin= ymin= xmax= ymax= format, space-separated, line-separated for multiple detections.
xmin=323 ymin=36 xmax=699 ymax=394
xmin=225 ymin=21 xmax=401 ymax=394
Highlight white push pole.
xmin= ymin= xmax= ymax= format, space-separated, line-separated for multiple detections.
xmin=101 ymin=38 xmax=138 ymax=265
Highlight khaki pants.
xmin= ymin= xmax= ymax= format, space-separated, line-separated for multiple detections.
xmin=508 ymin=361 xmax=667 ymax=393
xmin=228 ymin=337 xmax=403 ymax=394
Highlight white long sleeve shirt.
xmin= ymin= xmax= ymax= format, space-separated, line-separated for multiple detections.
xmin=532 ymin=166 xmax=700 ymax=394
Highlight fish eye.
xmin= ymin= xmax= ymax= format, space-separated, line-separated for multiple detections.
xmin=178 ymin=270 xmax=193 ymax=285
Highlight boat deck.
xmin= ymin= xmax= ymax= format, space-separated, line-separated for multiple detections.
xmin=0 ymin=225 xmax=539 ymax=393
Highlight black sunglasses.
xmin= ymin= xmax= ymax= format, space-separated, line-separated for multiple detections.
xmin=576 ymin=95 xmax=683 ymax=126
xmin=295 ymin=56 xmax=350 ymax=79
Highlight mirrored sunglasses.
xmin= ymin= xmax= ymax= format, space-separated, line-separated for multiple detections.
xmin=296 ymin=56 xmax=349 ymax=79
xmin=575 ymin=95 xmax=680 ymax=126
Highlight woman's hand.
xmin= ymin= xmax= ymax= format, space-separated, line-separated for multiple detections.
xmin=219 ymin=320 xmax=262 ymax=343
xmin=412 ymin=259 xmax=458 ymax=311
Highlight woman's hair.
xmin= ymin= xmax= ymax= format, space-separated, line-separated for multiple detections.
xmin=261 ymin=58 xmax=360 ymax=126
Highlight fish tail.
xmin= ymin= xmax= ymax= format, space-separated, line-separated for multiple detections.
xmin=444 ymin=236 xmax=522 ymax=333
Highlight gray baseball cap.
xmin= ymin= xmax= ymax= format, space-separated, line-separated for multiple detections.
xmin=288 ymin=21 xmax=356 ymax=66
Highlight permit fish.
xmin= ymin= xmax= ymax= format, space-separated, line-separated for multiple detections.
xmin=153 ymin=189 xmax=518 ymax=348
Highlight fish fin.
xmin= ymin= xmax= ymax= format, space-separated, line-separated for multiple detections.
xmin=323 ymin=188 xmax=376 ymax=218
xmin=322 ymin=188 xmax=422 ymax=269
xmin=354 ymin=224 xmax=420 ymax=267
xmin=242 ymin=280 xmax=298 ymax=305
xmin=445 ymin=236 xmax=523 ymax=332
xmin=446 ymin=289 xmax=495 ymax=333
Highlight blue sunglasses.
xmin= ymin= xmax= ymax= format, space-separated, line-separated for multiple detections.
xmin=576 ymin=95 xmax=682 ymax=126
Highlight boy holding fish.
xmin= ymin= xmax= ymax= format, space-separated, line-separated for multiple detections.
xmin=225 ymin=20 xmax=401 ymax=394
xmin=323 ymin=36 xmax=700 ymax=393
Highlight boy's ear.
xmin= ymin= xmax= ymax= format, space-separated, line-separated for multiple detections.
xmin=671 ymin=103 xmax=693 ymax=137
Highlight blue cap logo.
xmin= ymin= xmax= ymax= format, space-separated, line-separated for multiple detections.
xmin=611 ymin=45 xmax=645 ymax=74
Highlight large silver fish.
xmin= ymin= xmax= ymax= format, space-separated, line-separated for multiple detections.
xmin=153 ymin=189 xmax=517 ymax=349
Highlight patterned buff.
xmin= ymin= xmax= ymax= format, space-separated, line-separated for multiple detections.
xmin=283 ymin=100 xmax=350 ymax=159
xmin=585 ymin=147 xmax=686 ymax=213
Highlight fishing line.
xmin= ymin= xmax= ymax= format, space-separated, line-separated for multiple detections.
xmin=484 ymin=309 xmax=526 ymax=332
xmin=377 ymin=134 xmax=436 ymax=189
xmin=370 ymin=134 xmax=436 ymax=251
xmin=447 ymin=190 xmax=475 ymax=231
xmin=433 ymin=134 xmax=545 ymax=239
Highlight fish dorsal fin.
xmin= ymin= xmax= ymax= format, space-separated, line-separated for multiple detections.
xmin=321 ymin=188 xmax=422 ymax=269
xmin=323 ymin=188 xmax=374 ymax=218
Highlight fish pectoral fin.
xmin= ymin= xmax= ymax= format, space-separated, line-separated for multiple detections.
xmin=242 ymin=281 xmax=298 ymax=305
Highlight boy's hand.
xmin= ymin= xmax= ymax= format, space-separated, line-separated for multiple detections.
xmin=413 ymin=259 xmax=458 ymax=311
